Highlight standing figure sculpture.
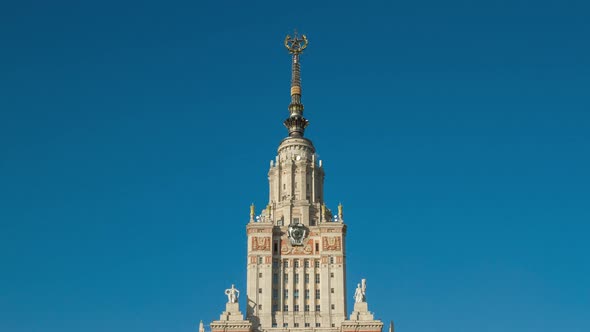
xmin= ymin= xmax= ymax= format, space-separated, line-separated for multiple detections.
xmin=354 ymin=278 xmax=367 ymax=303
xmin=225 ymin=284 xmax=240 ymax=303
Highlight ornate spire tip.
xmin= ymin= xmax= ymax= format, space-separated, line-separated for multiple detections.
xmin=285 ymin=31 xmax=308 ymax=55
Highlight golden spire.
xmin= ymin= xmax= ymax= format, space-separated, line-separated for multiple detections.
xmin=283 ymin=31 xmax=309 ymax=138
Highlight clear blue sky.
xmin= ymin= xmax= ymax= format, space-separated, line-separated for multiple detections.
xmin=0 ymin=1 xmax=588 ymax=331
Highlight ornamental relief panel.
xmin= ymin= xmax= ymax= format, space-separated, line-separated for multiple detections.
xmin=322 ymin=236 xmax=342 ymax=251
xmin=252 ymin=236 xmax=271 ymax=251
xmin=280 ymin=238 xmax=314 ymax=255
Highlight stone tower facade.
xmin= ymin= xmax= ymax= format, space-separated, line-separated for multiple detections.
xmin=209 ymin=32 xmax=386 ymax=332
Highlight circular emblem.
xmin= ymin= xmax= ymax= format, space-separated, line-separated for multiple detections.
xmin=288 ymin=223 xmax=308 ymax=246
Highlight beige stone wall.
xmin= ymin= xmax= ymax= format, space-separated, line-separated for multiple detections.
xmin=246 ymin=136 xmax=351 ymax=331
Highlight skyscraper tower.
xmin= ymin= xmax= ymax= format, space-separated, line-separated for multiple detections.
xmin=209 ymin=32 xmax=384 ymax=332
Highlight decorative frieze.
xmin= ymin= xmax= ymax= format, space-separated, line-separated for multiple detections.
xmin=322 ymin=236 xmax=342 ymax=251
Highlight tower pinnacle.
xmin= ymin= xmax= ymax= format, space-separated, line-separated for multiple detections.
xmin=283 ymin=31 xmax=309 ymax=137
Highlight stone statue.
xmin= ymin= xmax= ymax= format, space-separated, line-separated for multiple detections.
xmin=250 ymin=204 xmax=255 ymax=217
xmin=354 ymin=279 xmax=367 ymax=303
xmin=225 ymin=284 xmax=240 ymax=303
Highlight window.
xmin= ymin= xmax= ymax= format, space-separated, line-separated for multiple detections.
xmin=295 ymin=273 xmax=299 ymax=283
xmin=283 ymin=305 xmax=288 ymax=312
xmin=294 ymin=305 xmax=299 ymax=312
xmin=305 ymin=289 xmax=310 ymax=299
xmin=259 ymin=273 xmax=263 ymax=278
xmin=315 ymin=260 xmax=320 ymax=268
xmin=284 ymin=274 xmax=288 ymax=282
xmin=273 ymin=273 xmax=278 ymax=283
xmin=284 ymin=289 xmax=288 ymax=299
xmin=258 ymin=256 xmax=263 ymax=264
xmin=283 ymin=323 xmax=288 ymax=327
xmin=283 ymin=260 xmax=288 ymax=268
xmin=273 ymin=242 xmax=278 ymax=253
xmin=305 ymin=323 xmax=310 ymax=327
xmin=316 ymin=323 xmax=321 ymax=327
xmin=315 ymin=305 xmax=321 ymax=311
xmin=294 ymin=289 xmax=299 ymax=299
xmin=331 ymin=304 xmax=335 ymax=310
xmin=329 ymin=256 xmax=335 ymax=264
xmin=294 ymin=260 xmax=299 ymax=268
xmin=304 ymin=259 xmax=310 ymax=268
xmin=330 ymin=272 xmax=334 ymax=278
xmin=304 ymin=304 xmax=310 ymax=312
xmin=315 ymin=274 xmax=320 ymax=284
xmin=315 ymin=289 xmax=320 ymax=299
xmin=332 ymin=324 xmax=335 ymax=327
xmin=273 ymin=260 xmax=279 ymax=268
xmin=272 ymin=323 xmax=277 ymax=327
xmin=304 ymin=273 xmax=309 ymax=283
xmin=273 ymin=289 xmax=278 ymax=298
xmin=294 ymin=323 xmax=299 ymax=327
xmin=259 ymin=288 xmax=262 ymax=294
xmin=331 ymin=288 xmax=334 ymax=294
xmin=315 ymin=243 xmax=319 ymax=252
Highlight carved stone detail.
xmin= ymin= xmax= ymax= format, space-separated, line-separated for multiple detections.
xmin=247 ymin=228 xmax=272 ymax=234
xmin=322 ymin=236 xmax=342 ymax=251
xmin=252 ymin=237 xmax=271 ymax=251
xmin=279 ymin=238 xmax=314 ymax=255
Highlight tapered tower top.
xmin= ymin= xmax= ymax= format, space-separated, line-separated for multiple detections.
xmin=283 ymin=31 xmax=309 ymax=138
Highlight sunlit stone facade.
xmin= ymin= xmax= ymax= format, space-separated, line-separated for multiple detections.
xmin=209 ymin=32 xmax=387 ymax=332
